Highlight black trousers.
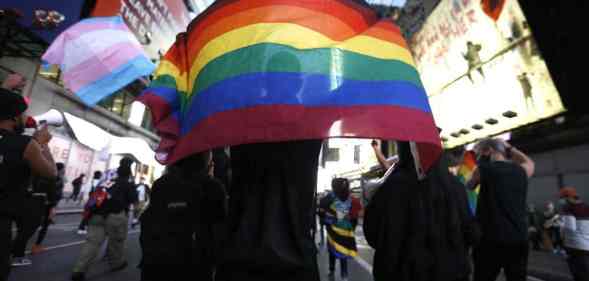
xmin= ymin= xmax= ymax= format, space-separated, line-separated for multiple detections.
xmin=567 ymin=249 xmax=589 ymax=281
xmin=328 ymin=252 xmax=348 ymax=278
xmin=473 ymin=241 xmax=528 ymax=281
xmin=0 ymin=215 xmax=12 ymax=281
xmin=35 ymin=204 xmax=53 ymax=245
xmin=11 ymin=197 xmax=43 ymax=258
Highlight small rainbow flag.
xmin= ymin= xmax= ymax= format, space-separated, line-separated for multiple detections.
xmin=139 ymin=0 xmax=441 ymax=167
xmin=457 ymin=150 xmax=479 ymax=215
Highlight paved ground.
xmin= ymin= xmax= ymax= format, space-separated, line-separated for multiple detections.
xmin=8 ymin=213 xmax=573 ymax=281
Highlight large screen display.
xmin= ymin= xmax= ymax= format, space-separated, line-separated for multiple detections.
xmin=410 ymin=0 xmax=564 ymax=147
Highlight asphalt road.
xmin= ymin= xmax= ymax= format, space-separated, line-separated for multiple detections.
xmin=8 ymin=213 xmax=573 ymax=281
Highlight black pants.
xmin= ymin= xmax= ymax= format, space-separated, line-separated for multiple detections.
xmin=69 ymin=190 xmax=80 ymax=202
xmin=473 ymin=241 xmax=528 ymax=281
xmin=0 ymin=215 xmax=12 ymax=281
xmin=78 ymin=216 xmax=89 ymax=231
xmin=328 ymin=252 xmax=348 ymax=278
xmin=567 ymin=249 xmax=589 ymax=281
xmin=35 ymin=204 xmax=53 ymax=245
xmin=11 ymin=197 xmax=43 ymax=257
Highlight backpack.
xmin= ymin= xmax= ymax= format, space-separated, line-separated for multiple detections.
xmin=139 ymin=174 xmax=196 ymax=265
xmin=82 ymin=186 xmax=109 ymax=219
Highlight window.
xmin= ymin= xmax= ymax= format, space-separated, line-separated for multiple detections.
xmin=141 ymin=108 xmax=155 ymax=132
xmin=98 ymin=90 xmax=135 ymax=120
xmin=325 ymin=148 xmax=340 ymax=162
xmin=38 ymin=63 xmax=63 ymax=84
xmin=354 ymin=145 xmax=361 ymax=164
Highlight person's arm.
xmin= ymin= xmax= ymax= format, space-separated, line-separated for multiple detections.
xmin=505 ymin=142 xmax=535 ymax=178
xmin=24 ymin=138 xmax=57 ymax=179
xmin=465 ymin=167 xmax=480 ymax=191
xmin=1 ymin=73 xmax=25 ymax=90
xmin=372 ymin=140 xmax=392 ymax=171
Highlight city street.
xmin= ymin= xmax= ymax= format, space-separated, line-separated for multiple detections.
xmin=9 ymin=209 xmax=574 ymax=281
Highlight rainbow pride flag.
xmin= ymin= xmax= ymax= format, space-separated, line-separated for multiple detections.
xmin=457 ymin=150 xmax=480 ymax=214
xmin=43 ymin=16 xmax=155 ymax=106
xmin=139 ymin=0 xmax=441 ymax=167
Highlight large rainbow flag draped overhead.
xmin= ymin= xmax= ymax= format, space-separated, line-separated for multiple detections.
xmin=139 ymin=0 xmax=442 ymax=168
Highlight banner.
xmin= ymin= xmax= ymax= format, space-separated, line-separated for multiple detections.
xmin=410 ymin=0 xmax=564 ymax=148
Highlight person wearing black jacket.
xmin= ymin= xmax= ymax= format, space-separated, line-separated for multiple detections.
xmin=1 ymin=85 xmax=57 ymax=280
xmin=139 ymin=151 xmax=227 ymax=281
xmin=71 ymin=158 xmax=138 ymax=281
xmin=364 ymin=142 xmax=475 ymax=281
xmin=216 ymin=140 xmax=322 ymax=281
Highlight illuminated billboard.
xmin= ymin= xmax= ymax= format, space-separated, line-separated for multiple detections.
xmin=89 ymin=0 xmax=195 ymax=59
xmin=410 ymin=0 xmax=565 ymax=148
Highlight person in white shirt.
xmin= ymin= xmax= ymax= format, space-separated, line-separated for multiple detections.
xmin=132 ymin=177 xmax=150 ymax=228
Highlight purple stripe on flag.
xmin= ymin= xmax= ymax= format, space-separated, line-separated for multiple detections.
xmin=63 ymin=42 xmax=147 ymax=92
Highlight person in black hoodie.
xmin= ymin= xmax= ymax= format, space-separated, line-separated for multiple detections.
xmin=216 ymin=140 xmax=322 ymax=281
xmin=139 ymin=151 xmax=227 ymax=281
xmin=363 ymin=142 xmax=476 ymax=281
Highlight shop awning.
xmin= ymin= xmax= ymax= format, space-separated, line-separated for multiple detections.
xmin=63 ymin=112 xmax=158 ymax=166
xmin=64 ymin=112 xmax=110 ymax=151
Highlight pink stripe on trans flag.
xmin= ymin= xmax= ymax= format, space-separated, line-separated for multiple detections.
xmin=42 ymin=16 xmax=129 ymax=69
xmin=63 ymin=42 xmax=146 ymax=92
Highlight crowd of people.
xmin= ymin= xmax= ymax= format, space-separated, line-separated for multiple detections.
xmin=2 ymin=73 xmax=588 ymax=281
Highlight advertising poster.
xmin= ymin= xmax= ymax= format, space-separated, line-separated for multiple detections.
xmin=410 ymin=0 xmax=564 ymax=147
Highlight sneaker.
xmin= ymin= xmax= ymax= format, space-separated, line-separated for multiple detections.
xmin=31 ymin=244 xmax=46 ymax=255
xmin=11 ymin=257 xmax=32 ymax=267
xmin=71 ymin=272 xmax=85 ymax=281
xmin=111 ymin=261 xmax=128 ymax=272
xmin=77 ymin=229 xmax=87 ymax=235
xmin=327 ymin=271 xmax=335 ymax=279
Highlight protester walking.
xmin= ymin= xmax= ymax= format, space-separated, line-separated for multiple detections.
xmin=71 ymin=157 xmax=138 ymax=281
xmin=467 ymin=139 xmax=535 ymax=281
xmin=1 ymin=84 xmax=57 ymax=281
xmin=77 ymin=171 xmax=103 ymax=235
xmin=139 ymin=152 xmax=227 ymax=281
xmin=559 ymin=187 xmax=589 ymax=281
xmin=323 ymin=178 xmax=361 ymax=281
xmin=364 ymin=142 xmax=475 ymax=281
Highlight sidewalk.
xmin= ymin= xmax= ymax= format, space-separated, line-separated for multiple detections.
xmin=54 ymin=199 xmax=84 ymax=215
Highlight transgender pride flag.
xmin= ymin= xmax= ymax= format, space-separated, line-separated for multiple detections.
xmin=42 ymin=16 xmax=155 ymax=106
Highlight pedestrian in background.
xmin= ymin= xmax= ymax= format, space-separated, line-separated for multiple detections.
xmin=77 ymin=171 xmax=103 ymax=235
xmin=68 ymin=174 xmax=85 ymax=204
xmin=543 ymin=201 xmax=565 ymax=255
xmin=559 ymin=187 xmax=589 ymax=281
xmin=324 ymin=178 xmax=362 ymax=281
xmin=132 ymin=177 xmax=150 ymax=228
xmin=527 ymin=204 xmax=542 ymax=251
xmin=71 ymin=158 xmax=138 ymax=281
xmin=467 ymin=139 xmax=535 ymax=281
